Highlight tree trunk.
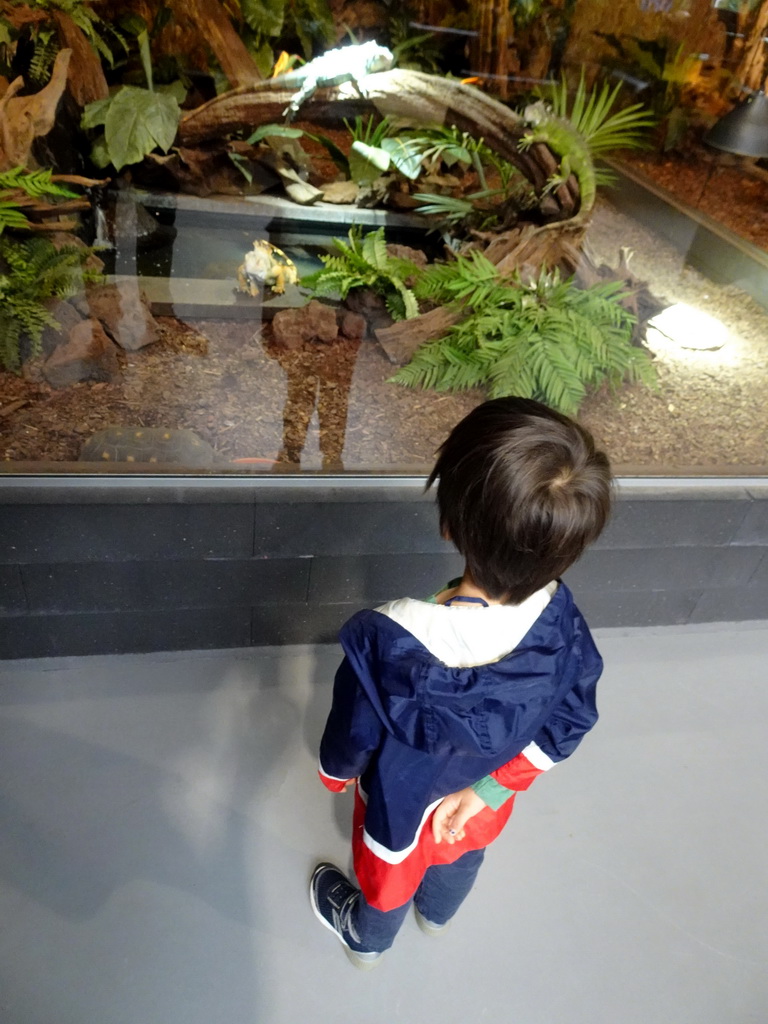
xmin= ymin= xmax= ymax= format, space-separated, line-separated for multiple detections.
xmin=470 ymin=0 xmax=511 ymax=99
xmin=736 ymin=0 xmax=768 ymax=93
xmin=52 ymin=11 xmax=109 ymax=106
xmin=183 ymin=0 xmax=263 ymax=87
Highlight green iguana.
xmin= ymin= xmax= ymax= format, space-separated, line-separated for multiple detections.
xmin=271 ymin=41 xmax=394 ymax=120
xmin=519 ymin=100 xmax=596 ymax=222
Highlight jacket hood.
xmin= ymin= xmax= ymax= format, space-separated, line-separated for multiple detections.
xmin=339 ymin=585 xmax=585 ymax=760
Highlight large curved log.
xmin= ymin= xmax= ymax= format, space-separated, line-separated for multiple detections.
xmin=179 ymin=69 xmax=580 ymax=219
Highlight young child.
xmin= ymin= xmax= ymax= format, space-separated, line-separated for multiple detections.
xmin=310 ymin=396 xmax=612 ymax=969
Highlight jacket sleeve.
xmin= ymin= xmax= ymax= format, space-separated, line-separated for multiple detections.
xmin=472 ymin=643 xmax=602 ymax=808
xmin=318 ymin=655 xmax=384 ymax=792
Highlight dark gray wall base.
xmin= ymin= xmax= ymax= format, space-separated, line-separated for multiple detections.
xmin=1 ymin=476 xmax=766 ymax=658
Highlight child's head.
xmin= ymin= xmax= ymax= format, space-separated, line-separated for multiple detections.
xmin=427 ymin=397 xmax=612 ymax=603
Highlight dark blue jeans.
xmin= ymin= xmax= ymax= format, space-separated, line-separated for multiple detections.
xmin=349 ymin=848 xmax=485 ymax=953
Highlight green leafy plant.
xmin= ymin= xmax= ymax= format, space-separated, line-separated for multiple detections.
xmin=412 ymin=125 xmax=537 ymax=231
xmin=82 ymin=83 xmax=183 ymax=170
xmin=388 ymin=14 xmax=443 ymax=73
xmin=0 ymin=235 xmax=101 ymax=371
xmin=542 ymin=73 xmax=655 ymax=185
xmin=301 ymin=226 xmax=420 ymax=320
xmin=344 ymin=116 xmax=424 ymax=184
xmin=594 ymin=34 xmax=701 ymax=150
xmin=0 ymin=167 xmax=78 ymax=235
xmin=238 ymin=0 xmax=334 ymax=67
xmin=1 ymin=0 xmax=128 ymax=83
xmin=392 ymin=252 xmax=655 ymax=416
xmin=80 ymin=8 xmax=184 ymax=171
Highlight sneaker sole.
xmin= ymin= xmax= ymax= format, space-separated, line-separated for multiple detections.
xmin=414 ymin=906 xmax=451 ymax=937
xmin=309 ymin=866 xmax=382 ymax=971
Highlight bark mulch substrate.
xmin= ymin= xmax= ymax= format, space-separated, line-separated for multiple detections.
xmin=622 ymin=149 xmax=768 ymax=252
xmin=2 ymin=196 xmax=767 ymax=474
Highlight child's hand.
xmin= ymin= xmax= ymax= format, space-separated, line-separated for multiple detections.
xmin=432 ymin=787 xmax=486 ymax=844
xmin=342 ymin=778 xmax=357 ymax=790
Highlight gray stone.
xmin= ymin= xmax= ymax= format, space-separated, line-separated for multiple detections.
xmin=43 ymin=318 xmax=122 ymax=388
xmin=40 ymin=300 xmax=84 ymax=357
xmin=78 ymin=283 xmax=159 ymax=352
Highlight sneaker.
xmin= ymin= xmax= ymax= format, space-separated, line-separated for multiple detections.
xmin=414 ymin=905 xmax=451 ymax=937
xmin=309 ymin=862 xmax=383 ymax=970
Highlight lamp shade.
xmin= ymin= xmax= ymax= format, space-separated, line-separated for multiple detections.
xmin=704 ymin=90 xmax=768 ymax=157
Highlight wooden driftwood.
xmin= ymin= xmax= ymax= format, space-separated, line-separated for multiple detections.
xmin=374 ymin=306 xmax=465 ymax=365
xmin=52 ymin=11 xmax=109 ymax=106
xmin=179 ymin=69 xmax=581 ymax=221
xmin=0 ymin=48 xmax=71 ymax=170
xmin=184 ymin=0 xmax=263 ymax=88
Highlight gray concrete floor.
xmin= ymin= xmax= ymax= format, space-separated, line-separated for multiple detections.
xmin=0 ymin=624 xmax=766 ymax=1024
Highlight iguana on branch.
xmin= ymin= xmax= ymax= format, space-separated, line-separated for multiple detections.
xmin=519 ymin=100 xmax=596 ymax=222
xmin=271 ymin=41 xmax=394 ymax=119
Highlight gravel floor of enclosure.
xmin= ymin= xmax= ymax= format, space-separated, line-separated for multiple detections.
xmin=1 ymin=197 xmax=767 ymax=474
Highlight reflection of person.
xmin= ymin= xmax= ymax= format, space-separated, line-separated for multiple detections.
xmin=310 ymin=397 xmax=613 ymax=968
xmin=263 ymin=329 xmax=360 ymax=471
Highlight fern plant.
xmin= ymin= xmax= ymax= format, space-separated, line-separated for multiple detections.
xmin=0 ymin=235 xmax=101 ymax=371
xmin=0 ymin=167 xmax=78 ymax=235
xmin=392 ymin=253 xmax=655 ymax=416
xmin=301 ymin=226 xmax=420 ymax=320
xmin=9 ymin=0 xmax=127 ymax=80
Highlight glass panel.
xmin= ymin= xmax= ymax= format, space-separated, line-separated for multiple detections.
xmin=1 ymin=0 xmax=766 ymax=477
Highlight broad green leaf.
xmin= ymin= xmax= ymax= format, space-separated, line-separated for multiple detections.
xmin=158 ymin=80 xmax=189 ymax=104
xmin=349 ymin=141 xmax=390 ymax=183
xmin=81 ymin=95 xmax=113 ymax=130
xmin=241 ymin=0 xmax=284 ymax=37
xmin=251 ymin=40 xmax=276 ymax=78
xmin=247 ymin=124 xmax=305 ymax=145
xmin=381 ymin=137 xmax=423 ymax=179
xmin=136 ymin=28 xmax=153 ymax=91
xmin=104 ymin=87 xmax=180 ymax=170
xmin=90 ymin=134 xmax=112 ymax=169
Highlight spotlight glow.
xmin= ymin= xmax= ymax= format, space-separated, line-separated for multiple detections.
xmin=646 ymin=303 xmax=728 ymax=351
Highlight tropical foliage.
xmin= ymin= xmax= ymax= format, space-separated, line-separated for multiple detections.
xmin=594 ymin=34 xmax=699 ymax=150
xmin=392 ymin=252 xmax=655 ymax=416
xmin=0 ymin=0 xmax=127 ymax=82
xmin=540 ymin=73 xmax=655 ymax=187
xmin=0 ymin=235 xmax=100 ymax=371
xmin=412 ymin=125 xmax=537 ymax=231
xmin=0 ymin=167 xmax=78 ymax=234
xmin=301 ymin=226 xmax=420 ymax=320
xmin=238 ymin=0 xmax=334 ymax=69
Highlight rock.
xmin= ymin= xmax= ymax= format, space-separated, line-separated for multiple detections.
xmin=321 ymin=181 xmax=360 ymax=204
xmin=271 ymin=299 xmax=338 ymax=349
xmin=77 ymin=282 xmax=159 ymax=351
xmin=338 ymin=310 xmax=366 ymax=339
xmin=343 ymin=288 xmax=393 ymax=333
xmin=386 ymin=243 xmax=428 ymax=269
xmin=40 ymin=299 xmax=84 ymax=357
xmin=42 ymin=318 xmax=122 ymax=388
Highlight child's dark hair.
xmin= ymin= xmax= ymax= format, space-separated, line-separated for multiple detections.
xmin=427 ymin=397 xmax=612 ymax=603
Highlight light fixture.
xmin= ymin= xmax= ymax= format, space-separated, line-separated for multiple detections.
xmin=704 ymin=89 xmax=768 ymax=157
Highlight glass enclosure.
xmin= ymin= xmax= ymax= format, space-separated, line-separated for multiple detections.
xmin=0 ymin=0 xmax=766 ymax=476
